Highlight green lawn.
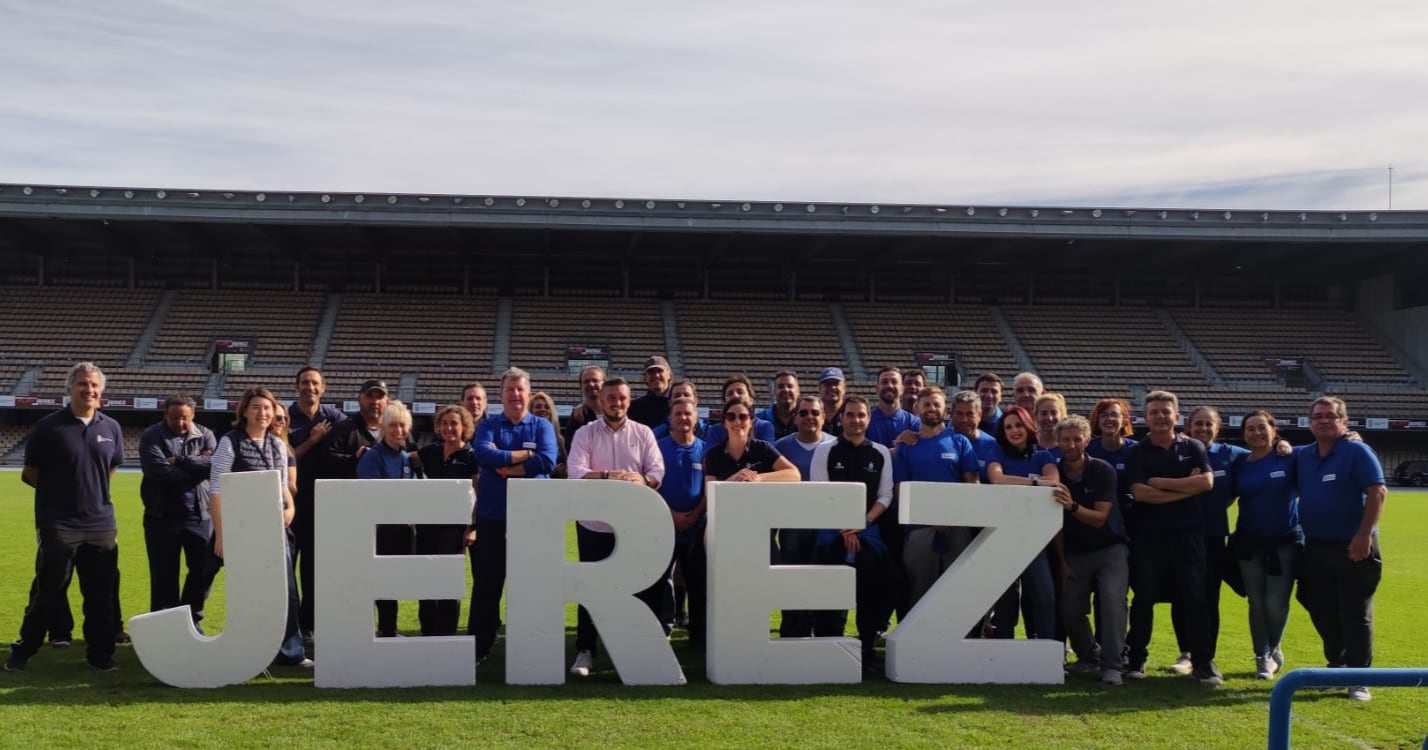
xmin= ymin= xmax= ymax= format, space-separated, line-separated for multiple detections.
xmin=1 ymin=472 xmax=1425 ymax=749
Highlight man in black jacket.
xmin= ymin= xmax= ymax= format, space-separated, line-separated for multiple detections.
xmin=139 ymin=395 xmax=218 ymax=629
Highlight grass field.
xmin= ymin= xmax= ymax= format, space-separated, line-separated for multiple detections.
xmin=0 ymin=471 xmax=1425 ymax=749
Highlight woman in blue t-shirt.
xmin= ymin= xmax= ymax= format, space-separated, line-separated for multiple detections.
xmin=985 ymin=406 xmax=1058 ymax=640
xmin=1232 ymin=409 xmax=1302 ymax=681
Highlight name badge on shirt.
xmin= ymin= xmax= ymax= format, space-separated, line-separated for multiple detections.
xmin=1213 ymin=469 xmax=1227 ymax=477
xmin=692 ymin=463 xmax=703 ymax=471
xmin=1322 ymin=473 xmax=1337 ymax=482
xmin=1115 ymin=462 xmax=1126 ymax=470
xmin=1270 ymin=470 xmax=1286 ymax=478
xmin=941 ymin=452 xmax=959 ymax=461
xmin=522 ymin=442 xmax=537 ymax=449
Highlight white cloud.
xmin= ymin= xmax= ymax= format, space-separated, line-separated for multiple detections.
xmin=0 ymin=0 xmax=1423 ymax=208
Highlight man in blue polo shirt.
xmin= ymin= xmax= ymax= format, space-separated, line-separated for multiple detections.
xmin=975 ymin=373 xmax=1004 ymax=435
xmin=773 ymin=395 xmax=837 ymax=637
xmin=950 ymin=390 xmax=999 ymax=483
xmin=1294 ymin=396 xmax=1387 ymax=702
xmin=1122 ymin=390 xmax=1221 ymax=685
xmin=893 ymin=386 xmax=980 ymax=611
xmin=286 ymin=366 xmax=347 ymax=639
xmin=757 ymin=370 xmax=801 ymax=441
xmin=471 ymin=366 xmax=559 ymax=662
xmin=868 ymin=366 xmax=921 ymax=449
xmin=657 ymin=396 xmax=709 ymax=650
xmin=7 ymin=363 xmax=125 ymax=673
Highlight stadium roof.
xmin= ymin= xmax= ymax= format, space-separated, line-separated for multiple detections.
xmin=1 ymin=182 xmax=1424 ymax=299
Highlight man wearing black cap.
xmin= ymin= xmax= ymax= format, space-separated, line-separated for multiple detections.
xmin=818 ymin=367 xmax=847 ymax=437
xmin=321 ymin=379 xmax=394 ymax=479
xmin=629 ymin=355 xmax=673 ymax=429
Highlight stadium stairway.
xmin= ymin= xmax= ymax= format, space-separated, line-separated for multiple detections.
xmin=1155 ymin=308 xmax=1224 ymax=385
xmin=659 ymin=300 xmax=687 ymax=374
xmin=127 ymin=290 xmax=178 ymax=367
xmin=491 ymin=297 xmax=513 ymax=372
xmin=827 ymin=302 xmax=866 ymax=379
xmin=12 ymin=366 xmax=41 ymax=397
xmin=398 ymin=372 xmax=418 ymax=403
xmin=990 ymin=306 xmax=1036 ymax=373
xmin=308 ymin=293 xmax=342 ymax=368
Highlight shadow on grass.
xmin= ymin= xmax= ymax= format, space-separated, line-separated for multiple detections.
xmin=0 ymin=633 xmax=1271 ymax=715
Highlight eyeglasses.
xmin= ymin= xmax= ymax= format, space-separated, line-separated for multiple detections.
xmin=274 ymin=416 xmax=287 ymax=424
xmin=1310 ymin=414 xmax=1341 ymax=422
xmin=796 ymin=409 xmax=822 ymax=417
xmin=724 ymin=413 xmax=752 ymax=423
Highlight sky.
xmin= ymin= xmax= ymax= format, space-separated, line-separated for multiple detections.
xmin=1 ymin=1 xmax=1424 ymax=210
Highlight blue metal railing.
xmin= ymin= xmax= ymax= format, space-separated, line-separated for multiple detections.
xmin=1267 ymin=667 xmax=1428 ymax=749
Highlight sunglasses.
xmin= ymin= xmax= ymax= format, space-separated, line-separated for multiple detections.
xmin=723 ymin=412 xmax=752 ymax=423
xmin=796 ymin=409 xmax=822 ymax=417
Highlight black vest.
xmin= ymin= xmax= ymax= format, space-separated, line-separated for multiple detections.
xmin=224 ymin=430 xmax=286 ymax=474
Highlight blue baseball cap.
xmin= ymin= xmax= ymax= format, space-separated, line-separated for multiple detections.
xmin=818 ymin=367 xmax=845 ymax=383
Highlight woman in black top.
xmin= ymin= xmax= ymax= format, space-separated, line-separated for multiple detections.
xmin=415 ymin=404 xmax=479 ymax=637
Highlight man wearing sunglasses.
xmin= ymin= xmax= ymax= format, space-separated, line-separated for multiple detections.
xmin=773 ymin=395 xmax=838 ymax=638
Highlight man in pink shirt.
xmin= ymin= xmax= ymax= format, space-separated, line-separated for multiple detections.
xmin=565 ymin=377 xmax=666 ymax=677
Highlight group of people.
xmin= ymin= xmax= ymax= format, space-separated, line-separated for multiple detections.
xmin=5 ymin=360 xmax=1388 ymax=702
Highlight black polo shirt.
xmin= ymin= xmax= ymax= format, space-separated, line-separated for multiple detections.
xmin=1123 ymin=433 xmax=1211 ymax=532
xmin=704 ymin=438 xmax=783 ymax=480
xmin=25 ymin=408 xmax=125 ymax=532
xmin=1059 ymin=456 xmax=1127 ymax=553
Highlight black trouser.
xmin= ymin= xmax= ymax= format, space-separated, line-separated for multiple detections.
xmin=414 ymin=523 xmax=466 ymax=636
xmin=876 ymin=515 xmax=908 ymax=623
xmin=292 ymin=489 xmax=317 ymax=634
xmin=142 ymin=516 xmax=213 ymax=622
xmin=14 ymin=529 xmax=118 ymax=664
xmin=812 ymin=536 xmax=892 ymax=650
xmin=22 ymin=546 xmax=125 ymax=641
xmin=671 ymin=534 xmax=708 ymax=649
xmin=1126 ymin=527 xmax=1211 ymax=670
xmin=574 ymin=525 xmax=671 ymax=657
xmin=375 ymin=524 xmax=414 ymax=637
xmin=1297 ymin=537 xmax=1381 ymax=668
xmin=1173 ymin=534 xmax=1229 ymax=660
xmin=469 ymin=519 xmax=507 ymax=659
xmin=777 ymin=529 xmax=817 ymax=638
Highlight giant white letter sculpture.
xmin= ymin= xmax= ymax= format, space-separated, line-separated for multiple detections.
xmin=130 ymin=469 xmax=289 ymax=688
xmin=506 ymin=479 xmax=685 ymax=685
xmin=705 ymin=481 xmax=865 ymax=685
xmin=886 ymin=482 xmax=1063 ymax=684
xmin=314 ymin=478 xmax=475 ymax=688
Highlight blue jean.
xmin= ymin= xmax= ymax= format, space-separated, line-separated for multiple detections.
xmin=992 ymin=547 xmax=1056 ymax=639
xmin=1238 ymin=542 xmax=1299 ymax=658
xmin=275 ymin=533 xmax=307 ymax=663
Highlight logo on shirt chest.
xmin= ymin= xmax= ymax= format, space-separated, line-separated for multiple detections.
xmin=96 ymin=435 xmax=113 ymax=444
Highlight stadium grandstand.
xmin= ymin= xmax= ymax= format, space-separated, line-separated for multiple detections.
xmin=2 ymin=182 xmax=1427 ymax=470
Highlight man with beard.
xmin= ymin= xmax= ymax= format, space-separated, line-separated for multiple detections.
xmin=950 ymin=390 xmax=999 ymax=483
xmin=629 ymin=356 xmax=673 ymax=429
xmin=758 ymin=370 xmax=801 ymax=440
xmin=868 ymin=367 xmax=921 ymax=449
xmin=818 ymin=367 xmax=847 ymax=437
xmin=893 ymin=387 xmax=980 ymax=610
xmin=809 ymin=396 xmax=896 ymax=673
xmin=322 ymin=380 xmax=396 ymax=479
xmin=566 ymin=377 xmax=665 ymax=677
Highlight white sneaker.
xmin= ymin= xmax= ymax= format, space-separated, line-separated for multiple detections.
xmin=569 ymin=650 xmax=593 ymax=677
xmin=1270 ymin=647 xmax=1285 ymax=672
xmin=1254 ymin=656 xmax=1274 ymax=680
xmin=1347 ymin=686 xmax=1371 ymax=702
xmin=1168 ymin=653 xmax=1193 ymax=675
xmin=1101 ymin=668 xmax=1123 ymax=686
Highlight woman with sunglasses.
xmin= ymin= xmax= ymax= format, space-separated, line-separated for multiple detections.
xmin=703 ymin=397 xmax=800 ymax=565
xmin=272 ymin=402 xmax=299 ymax=500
